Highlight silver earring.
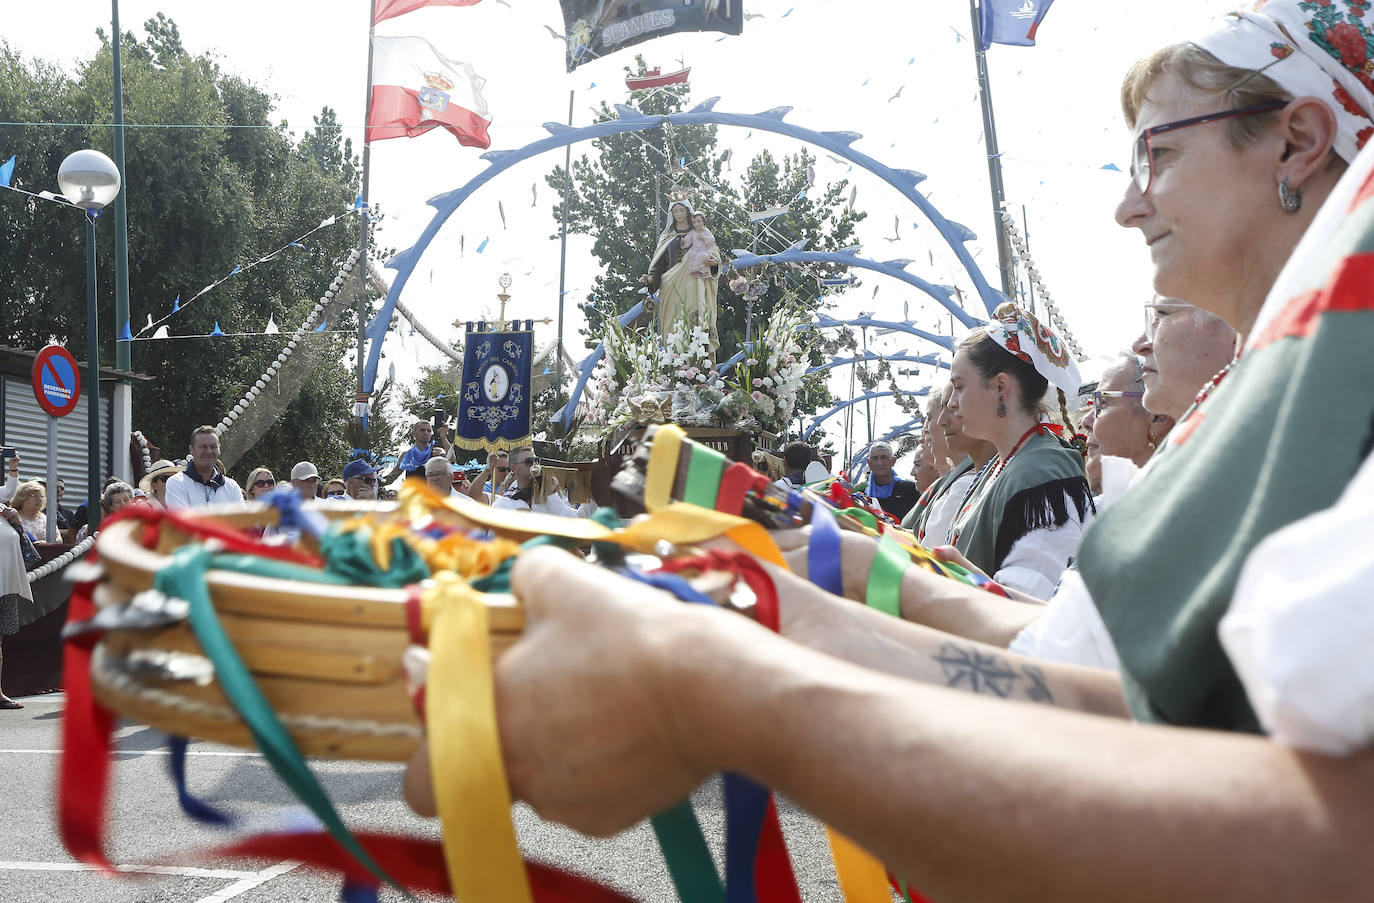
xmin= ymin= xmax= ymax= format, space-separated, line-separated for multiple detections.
xmin=1279 ymin=177 xmax=1302 ymax=213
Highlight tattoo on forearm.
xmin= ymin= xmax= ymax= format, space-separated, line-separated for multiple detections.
xmin=932 ymin=643 xmax=1055 ymax=705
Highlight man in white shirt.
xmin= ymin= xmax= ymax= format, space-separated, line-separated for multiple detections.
xmin=424 ymin=455 xmax=460 ymax=497
xmin=163 ymin=426 xmax=245 ymax=510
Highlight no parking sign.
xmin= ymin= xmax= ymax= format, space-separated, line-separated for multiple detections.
xmin=32 ymin=345 xmax=82 ymax=418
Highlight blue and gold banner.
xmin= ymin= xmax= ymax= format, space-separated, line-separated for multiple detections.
xmin=455 ymin=321 xmax=533 ymax=452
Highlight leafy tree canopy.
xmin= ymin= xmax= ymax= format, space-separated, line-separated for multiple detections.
xmin=0 ymin=17 xmax=377 ymax=480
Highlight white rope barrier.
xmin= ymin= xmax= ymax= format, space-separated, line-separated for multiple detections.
xmin=999 ymin=211 xmax=1085 ymax=359
xmin=26 ymin=535 xmax=95 ymax=584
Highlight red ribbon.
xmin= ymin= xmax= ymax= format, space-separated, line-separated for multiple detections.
xmin=110 ymin=501 xmax=324 ymax=568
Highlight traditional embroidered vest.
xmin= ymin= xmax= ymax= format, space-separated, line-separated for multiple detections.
xmin=1079 ymin=151 xmax=1374 ymax=731
xmin=950 ymin=432 xmax=1092 ymax=576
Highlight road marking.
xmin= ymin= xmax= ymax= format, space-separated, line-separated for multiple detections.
xmin=0 ymin=861 xmax=253 ymax=880
xmin=0 ymin=748 xmax=262 ymax=757
xmin=193 ymin=861 xmax=299 ymax=902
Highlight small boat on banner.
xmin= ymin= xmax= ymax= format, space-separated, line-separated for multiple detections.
xmin=625 ymin=65 xmax=690 ymax=91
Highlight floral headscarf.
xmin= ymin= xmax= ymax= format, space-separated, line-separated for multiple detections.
xmin=985 ymin=302 xmax=1082 ymax=395
xmin=1194 ymin=0 xmax=1374 ymax=160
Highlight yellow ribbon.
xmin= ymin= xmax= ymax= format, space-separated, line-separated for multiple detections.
xmin=645 ymin=424 xmax=686 ymax=512
xmin=828 ymin=828 xmax=896 ymax=903
xmin=423 ymin=573 xmax=534 ymax=903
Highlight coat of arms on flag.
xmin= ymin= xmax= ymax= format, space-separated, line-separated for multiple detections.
xmin=367 ymin=35 xmax=492 ymax=147
xmin=455 ymin=322 xmax=534 ymax=451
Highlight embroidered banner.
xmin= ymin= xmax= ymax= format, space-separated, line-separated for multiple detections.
xmin=455 ymin=321 xmax=533 ymax=452
xmin=559 ymin=0 xmax=743 ymax=72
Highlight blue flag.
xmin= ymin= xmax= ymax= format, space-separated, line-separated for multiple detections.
xmin=0 ymin=155 xmax=14 ymax=188
xmin=980 ymin=0 xmax=1055 ymax=50
xmin=455 ymin=325 xmax=533 ymax=452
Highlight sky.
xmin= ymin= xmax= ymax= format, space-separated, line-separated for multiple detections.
xmin=5 ymin=0 xmax=1245 ymax=460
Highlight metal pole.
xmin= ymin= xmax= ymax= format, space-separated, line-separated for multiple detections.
xmin=554 ymin=89 xmax=573 ymax=435
xmin=356 ymin=3 xmax=377 ymax=440
xmin=45 ymin=417 xmax=57 ymax=543
xmin=112 ymin=0 xmax=130 ymax=372
xmin=968 ymin=0 xmax=1017 ymax=298
xmin=86 ymin=214 xmax=102 ymax=532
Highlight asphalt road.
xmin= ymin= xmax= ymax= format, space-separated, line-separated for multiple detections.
xmin=0 ymin=692 xmax=846 ymax=902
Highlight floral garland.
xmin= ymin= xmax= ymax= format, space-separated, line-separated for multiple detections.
xmin=720 ymin=303 xmax=813 ymax=433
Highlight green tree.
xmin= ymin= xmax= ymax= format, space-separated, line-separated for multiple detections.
xmin=0 ymin=18 xmax=375 ymax=482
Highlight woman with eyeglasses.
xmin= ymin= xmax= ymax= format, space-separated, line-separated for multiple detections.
xmin=404 ymin=5 xmax=1374 ymax=896
xmin=1079 ymin=355 xmax=1172 ymax=498
xmin=1130 ymin=298 xmax=1238 ymax=422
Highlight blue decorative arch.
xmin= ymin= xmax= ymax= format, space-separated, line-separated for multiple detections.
xmin=366 ymin=99 xmax=1004 ymax=432
xmin=729 ymin=247 xmax=980 ymax=329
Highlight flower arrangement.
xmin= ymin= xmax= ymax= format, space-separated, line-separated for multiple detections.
xmin=583 ymin=317 xmax=726 ymax=436
xmin=721 ymin=302 xmax=814 ymax=434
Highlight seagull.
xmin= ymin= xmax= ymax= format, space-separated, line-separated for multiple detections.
xmin=460 ymin=235 xmax=465 ymax=257
xmin=883 ymin=214 xmax=901 ymax=242
xmin=848 ymin=185 xmax=857 ymax=212
xmin=744 ymin=11 xmax=765 ymax=19
xmin=499 ymin=201 xmax=507 ymax=229
xmin=872 ymin=285 xmax=880 ymax=299
xmin=542 ymin=24 xmax=563 ymax=40
xmin=825 ymin=154 xmax=845 ymax=165
xmin=531 ymin=183 xmax=538 ymax=206
xmin=888 ymin=85 xmax=905 ymax=103
xmin=493 ymin=0 xmax=510 ymax=6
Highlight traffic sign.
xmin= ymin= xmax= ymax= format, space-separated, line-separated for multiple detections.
xmin=32 ymin=344 xmax=82 ymax=418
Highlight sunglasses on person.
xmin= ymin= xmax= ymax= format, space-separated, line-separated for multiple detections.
xmin=1130 ymin=101 xmax=1287 ymax=195
xmin=496 ymin=466 xmax=510 ymax=473
xmin=252 ymin=478 xmax=274 ymax=488
xmin=352 ymin=476 xmax=377 ymax=486
xmin=517 ymin=456 xmax=540 ymax=467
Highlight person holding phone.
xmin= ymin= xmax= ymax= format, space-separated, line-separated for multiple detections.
xmin=0 ymin=448 xmax=20 ymax=505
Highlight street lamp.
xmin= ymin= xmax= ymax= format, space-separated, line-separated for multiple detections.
xmin=58 ymin=149 xmax=121 ymax=532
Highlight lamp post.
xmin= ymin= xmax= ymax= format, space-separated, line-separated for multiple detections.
xmin=58 ymin=149 xmax=121 ymax=532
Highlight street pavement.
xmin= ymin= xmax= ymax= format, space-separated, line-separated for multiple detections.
xmin=0 ymin=692 xmax=846 ymax=902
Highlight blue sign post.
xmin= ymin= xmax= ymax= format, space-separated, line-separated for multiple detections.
xmin=31 ymin=345 xmax=82 ymax=542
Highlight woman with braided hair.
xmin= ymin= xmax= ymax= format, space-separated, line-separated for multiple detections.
xmin=942 ymin=304 xmax=1093 ymax=598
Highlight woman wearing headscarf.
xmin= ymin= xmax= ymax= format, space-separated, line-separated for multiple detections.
xmin=404 ymin=5 xmax=1374 ymax=898
xmin=943 ymin=304 xmax=1092 ymax=598
xmin=639 ymin=199 xmax=721 ymax=351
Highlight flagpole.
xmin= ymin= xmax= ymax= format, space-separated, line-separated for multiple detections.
xmin=356 ymin=0 xmax=377 ymax=439
xmin=554 ymin=88 xmax=573 ymax=443
xmin=969 ymin=0 xmax=1017 ymax=299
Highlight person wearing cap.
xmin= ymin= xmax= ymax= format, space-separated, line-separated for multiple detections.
xmin=342 ymin=460 xmax=378 ymax=501
xmin=941 ymin=304 xmax=1093 ymax=599
xmin=163 ymin=426 xmax=244 ymax=510
xmin=289 ymin=461 xmax=321 ymax=499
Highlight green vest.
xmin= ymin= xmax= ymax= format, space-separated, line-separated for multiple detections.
xmin=1078 ymin=176 xmax=1374 ymax=731
xmin=950 ymin=432 xmax=1092 ymax=576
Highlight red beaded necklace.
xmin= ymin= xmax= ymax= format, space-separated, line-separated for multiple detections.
xmin=948 ymin=424 xmax=1047 ymax=543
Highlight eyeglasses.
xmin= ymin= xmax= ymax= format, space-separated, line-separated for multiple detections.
xmin=1130 ymin=101 xmax=1287 ymax=195
xmin=1143 ymin=300 xmax=1192 ymax=342
xmin=518 ymin=457 xmax=539 ymax=466
xmin=1088 ymin=390 xmax=1145 ymax=410
xmin=353 ymin=476 xmax=377 ymax=486
xmin=252 ymin=478 xmax=274 ymax=488
xmin=496 ymin=466 xmax=510 ymax=473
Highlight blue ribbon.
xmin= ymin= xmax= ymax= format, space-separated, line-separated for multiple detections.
xmin=167 ymin=736 xmax=234 ymax=826
xmin=263 ymin=486 xmax=327 ymax=540
xmin=808 ymin=505 xmax=844 ymax=595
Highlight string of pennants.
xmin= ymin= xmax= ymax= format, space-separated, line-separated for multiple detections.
xmin=127 ymin=200 xmax=363 ymax=342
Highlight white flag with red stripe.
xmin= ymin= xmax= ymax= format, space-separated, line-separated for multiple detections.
xmin=372 ymin=0 xmax=483 ymax=26
xmin=367 ymin=35 xmax=491 ymax=148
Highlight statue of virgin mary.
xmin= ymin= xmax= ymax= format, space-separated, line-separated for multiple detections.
xmin=639 ymin=199 xmax=720 ymax=352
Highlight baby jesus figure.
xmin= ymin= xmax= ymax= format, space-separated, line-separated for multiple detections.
xmin=681 ymin=212 xmax=720 ymax=279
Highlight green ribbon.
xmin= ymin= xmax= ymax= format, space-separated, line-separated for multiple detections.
xmin=319 ymin=525 xmax=430 ymax=587
xmin=835 ymin=506 xmax=879 ymax=531
xmin=864 ymin=534 xmax=908 ymax=618
xmin=648 ymin=442 xmax=727 ymax=903
xmin=158 ymin=545 xmax=406 ymax=894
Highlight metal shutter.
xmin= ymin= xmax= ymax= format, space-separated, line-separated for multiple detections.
xmin=2 ymin=376 xmax=112 ymax=498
